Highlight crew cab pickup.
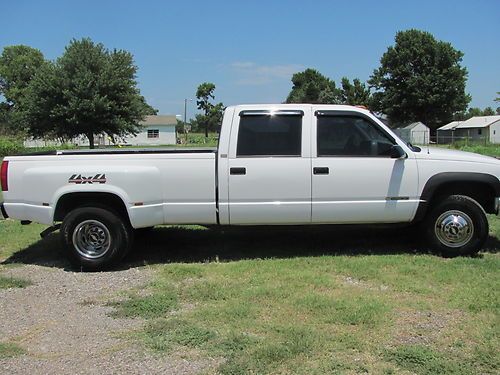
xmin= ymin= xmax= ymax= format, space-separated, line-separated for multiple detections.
xmin=1 ymin=104 xmax=499 ymax=269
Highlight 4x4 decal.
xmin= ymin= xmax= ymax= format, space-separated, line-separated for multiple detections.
xmin=68 ymin=174 xmax=106 ymax=184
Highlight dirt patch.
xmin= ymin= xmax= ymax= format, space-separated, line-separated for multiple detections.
xmin=392 ymin=309 xmax=464 ymax=346
xmin=0 ymin=265 xmax=217 ymax=374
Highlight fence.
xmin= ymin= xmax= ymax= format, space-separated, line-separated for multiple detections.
xmin=394 ymin=130 xmax=492 ymax=146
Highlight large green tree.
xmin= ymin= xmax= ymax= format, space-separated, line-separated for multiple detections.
xmin=195 ymin=82 xmax=224 ymax=137
xmin=0 ymin=45 xmax=46 ymax=133
xmin=286 ymin=69 xmax=341 ymax=104
xmin=369 ymin=29 xmax=470 ymax=130
xmin=22 ymin=38 xmax=155 ymax=148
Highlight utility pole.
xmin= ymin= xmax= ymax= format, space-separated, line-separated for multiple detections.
xmin=184 ymin=98 xmax=192 ymax=144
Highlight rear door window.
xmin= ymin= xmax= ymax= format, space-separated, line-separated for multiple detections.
xmin=237 ymin=112 xmax=302 ymax=157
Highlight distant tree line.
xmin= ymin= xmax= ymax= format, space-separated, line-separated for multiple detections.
xmin=1 ymin=30 xmax=498 ymax=145
xmin=286 ymin=29 xmax=498 ymax=131
xmin=0 ymin=39 xmax=155 ymax=148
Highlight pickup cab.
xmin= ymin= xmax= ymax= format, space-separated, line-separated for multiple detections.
xmin=1 ymin=104 xmax=499 ymax=269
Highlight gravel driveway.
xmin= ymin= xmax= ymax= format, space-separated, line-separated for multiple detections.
xmin=0 ymin=264 xmax=216 ymax=375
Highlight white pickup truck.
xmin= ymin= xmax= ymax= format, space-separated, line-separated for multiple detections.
xmin=1 ymin=104 xmax=499 ymax=269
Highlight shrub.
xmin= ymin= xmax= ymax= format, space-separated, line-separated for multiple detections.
xmin=0 ymin=137 xmax=24 ymax=157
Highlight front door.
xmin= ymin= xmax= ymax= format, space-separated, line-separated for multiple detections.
xmin=227 ymin=109 xmax=312 ymax=224
xmin=311 ymin=110 xmax=419 ymax=223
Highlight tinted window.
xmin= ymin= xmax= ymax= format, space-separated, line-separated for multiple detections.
xmin=317 ymin=116 xmax=394 ymax=156
xmin=237 ymin=115 xmax=302 ymax=156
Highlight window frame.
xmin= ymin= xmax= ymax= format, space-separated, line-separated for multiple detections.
xmin=235 ymin=110 xmax=304 ymax=158
xmin=147 ymin=129 xmax=159 ymax=139
xmin=314 ymin=111 xmax=396 ymax=158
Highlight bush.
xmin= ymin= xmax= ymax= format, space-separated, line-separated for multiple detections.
xmin=0 ymin=137 xmax=24 ymax=157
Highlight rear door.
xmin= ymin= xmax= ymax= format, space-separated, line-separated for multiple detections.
xmin=311 ymin=109 xmax=419 ymax=223
xmin=227 ymin=108 xmax=312 ymax=224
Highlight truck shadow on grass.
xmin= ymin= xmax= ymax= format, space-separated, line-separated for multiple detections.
xmin=3 ymin=225 xmax=500 ymax=271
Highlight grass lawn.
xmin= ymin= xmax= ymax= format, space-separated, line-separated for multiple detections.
xmin=435 ymin=143 xmax=500 ymax=158
xmin=103 ymin=219 xmax=498 ymax=375
xmin=0 ymin=147 xmax=499 ymax=372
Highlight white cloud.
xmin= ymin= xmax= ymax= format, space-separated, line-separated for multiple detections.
xmin=229 ymin=61 xmax=304 ymax=85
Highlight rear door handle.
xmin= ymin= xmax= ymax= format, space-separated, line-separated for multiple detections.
xmin=313 ymin=167 xmax=329 ymax=175
xmin=230 ymin=167 xmax=246 ymax=175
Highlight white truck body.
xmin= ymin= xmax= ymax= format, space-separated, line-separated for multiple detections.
xmin=1 ymin=104 xmax=499 ymax=268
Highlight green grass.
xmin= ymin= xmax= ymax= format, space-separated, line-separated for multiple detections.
xmin=437 ymin=142 xmax=500 ymax=157
xmin=109 ymin=223 xmax=500 ymax=374
xmin=0 ymin=274 xmax=31 ymax=289
xmin=0 ymin=176 xmax=499 ymax=373
xmin=0 ymin=342 xmax=25 ymax=358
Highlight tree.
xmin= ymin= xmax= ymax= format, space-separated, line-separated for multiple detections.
xmin=454 ymin=106 xmax=497 ymax=121
xmin=340 ymin=77 xmax=371 ymax=106
xmin=286 ymin=69 xmax=341 ymax=104
xmin=369 ymin=29 xmax=470 ymax=130
xmin=22 ymin=38 xmax=155 ymax=148
xmin=0 ymin=45 xmax=46 ymax=133
xmin=482 ymin=107 xmax=495 ymax=116
xmin=195 ymin=82 xmax=224 ymax=137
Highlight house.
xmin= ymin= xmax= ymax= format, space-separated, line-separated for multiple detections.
xmin=393 ymin=122 xmax=430 ymax=145
xmin=24 ymin=115 xmax=178 ymax=148
xmin=121 ymin=115 xmax=177 ymax=146
xmin=436 ymin=121 xmax=461 ymax=144
xmin=437 ymin=116 xmax=500 ymax=144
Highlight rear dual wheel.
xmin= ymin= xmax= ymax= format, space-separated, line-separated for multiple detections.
xmin=60 ymin=207 xmax=133 ymax=270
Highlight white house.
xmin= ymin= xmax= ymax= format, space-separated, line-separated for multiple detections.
xmin=394 ymin=122 xmax=430 ymax=145
xmin=437 ymin=116 xmax=500 ymax=144
xmin=122 ymin=115 xmax=177 ymax=146
xmin=24 ymin=115 xmax=177 ymax=148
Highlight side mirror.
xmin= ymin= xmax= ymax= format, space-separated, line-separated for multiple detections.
xmin=390 ymin=145 xmax=407 ymax=159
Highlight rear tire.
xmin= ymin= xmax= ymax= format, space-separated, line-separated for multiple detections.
xmin=60 ymin=207 xmax=133 ymax=270
xmin=425 ymin=195 xmax=488 ymax=257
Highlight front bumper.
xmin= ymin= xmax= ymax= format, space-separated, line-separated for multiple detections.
xmin=0 ymin=202 xmax=8 ymax=219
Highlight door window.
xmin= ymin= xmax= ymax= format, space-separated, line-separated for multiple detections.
xmin=317 ymin=115 xmax=394 ymax=157
xmin=237 ymin=113 xmax=302 ymax=157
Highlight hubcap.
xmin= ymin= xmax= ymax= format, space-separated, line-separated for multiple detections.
xmin=434 ymin=210 xmax=474 ymax=248
xmin=72 ymin=220 xmax=111 ymax=259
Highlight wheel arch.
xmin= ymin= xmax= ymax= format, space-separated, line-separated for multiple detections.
xmin=54 ymin=192 xmax=131 ymax=225
xmin=413 ymin=172 xmax=500 ymax=222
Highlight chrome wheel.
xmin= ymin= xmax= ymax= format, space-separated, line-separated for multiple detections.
xmin=434 ymin=210 xmax=474 ymax=248
xmin=72 ymin=220 xmax=111 ymax=259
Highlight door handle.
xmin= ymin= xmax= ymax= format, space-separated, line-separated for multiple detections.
xmin=313 ymin=167 xmax=329 ymax=175
xmin=230 ymin=167 xmax=246 ymax=175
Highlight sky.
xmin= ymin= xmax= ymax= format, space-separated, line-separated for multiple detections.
xmin=2 ymin=0 xmax=499 ymax=118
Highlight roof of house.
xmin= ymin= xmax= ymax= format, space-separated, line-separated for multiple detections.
xmin=454 ymin=115 xmax=500 ymax=129
xmin=438 ymin=116 xmax=500 ymax=131
xmin=140 ymin=115 xmax=177 ymax=126
xmin=398 ymin=122 xmax=428 ymax=130
xmin=438 ymin=121 xmax=461 ymax=131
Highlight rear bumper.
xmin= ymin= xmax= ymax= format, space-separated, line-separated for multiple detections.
xmin=0 ymin=202 xmax=8 ymax=219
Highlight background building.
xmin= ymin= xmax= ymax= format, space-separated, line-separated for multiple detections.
xmin=393 ymin=122 xmax=430 ymax=145
xmin=437 ymin=116 xmax=500 ymax=144
xmin=121 ymin=115 xmax=177 ymax=146
xmin=24 ymin=115 xmax=177 ymax=148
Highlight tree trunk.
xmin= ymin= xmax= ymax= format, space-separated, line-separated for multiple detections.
xmin=205 ymin=122 xmax=208 ymax=138
xmin=87 ymin=133 xmax=95 ymax=149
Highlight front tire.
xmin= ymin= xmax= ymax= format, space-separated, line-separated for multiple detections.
xmin=425 ymin=195 xmax=488 ymax=257
xmin=61 ymin=207 xmax=133 ymax=270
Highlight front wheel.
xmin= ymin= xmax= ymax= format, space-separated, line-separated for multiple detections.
xmin=60 ymin=207 xmax=133 ymax=270
xmin=425 ymin=195 xmax=488 ymax=257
